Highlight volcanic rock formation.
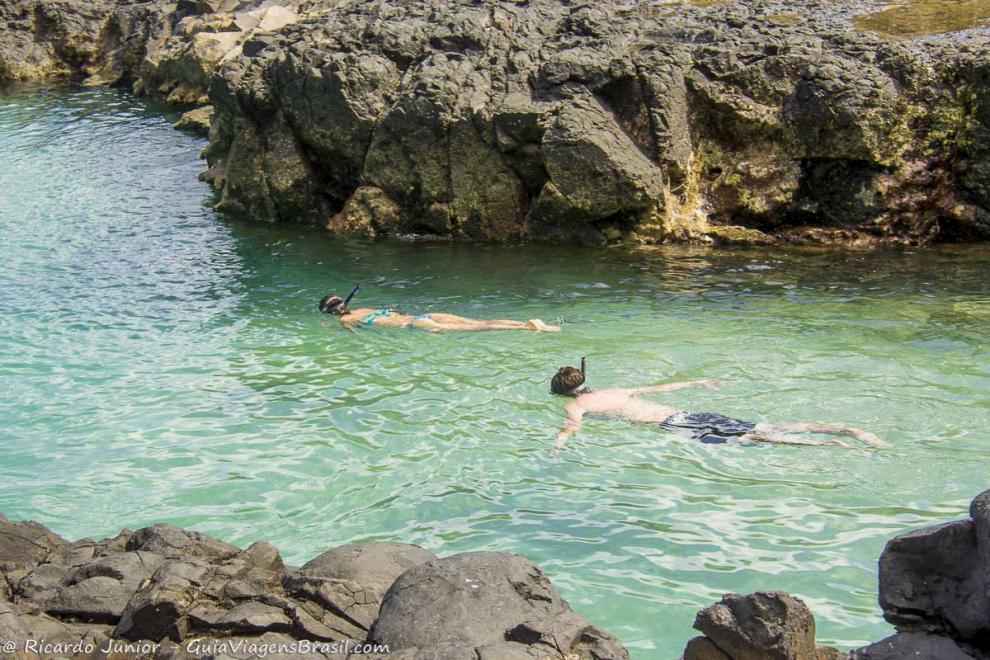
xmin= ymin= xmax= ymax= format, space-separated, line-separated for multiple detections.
xmin=2 ymin=0 xmax=990 ymax=246
xmin=0 ymin=515 xmax=627 ymax=659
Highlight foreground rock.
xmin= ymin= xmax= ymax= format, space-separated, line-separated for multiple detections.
xmin=683 ymin=592 xmax=844 ymax=660
xmin=682 ymin=489 xmax=990 ymax=660
xmin=370 ymin=552 xmax=627 ymax=658
xmin=0 ymin=516 xmax=626 ymax=659
xmin=2 ymin=0 xmax=990 ymax=246
xmin=854 ymin=489 xmax=990 ymax=659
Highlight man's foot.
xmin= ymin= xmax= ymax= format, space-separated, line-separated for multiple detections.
xmin=526 ymin=319 xmax=560 ymax=332
xmin=853 ymin=430 xmax=888 ymax=448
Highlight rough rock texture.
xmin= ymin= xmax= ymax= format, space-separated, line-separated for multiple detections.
xmin=369 ymin=551 xmax=628 ymax=659
xmin=0 ymin=514 xmax=626 ymax=659
xmin=684 ymin=592 xmax=845 ymax=660
xmin=286 ymin=542 xmax=436 ymax=631
xmin=2 ymin=0 xmax=990 ymax=246
xmin=850 ymin=632 xmax=978 ymax=660
xmin=680 ymin=490 xmax=990 ymax=660
xmin=0 ymin=0 xmax=118 ymax=81
xmin=871 ymin=488 xmax=990 ymax=655
xmin=173 ymin=104 xmax=214 ymax=135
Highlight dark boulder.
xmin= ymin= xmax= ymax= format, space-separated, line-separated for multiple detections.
xmin=17 ymin=551 xmax=167 ymax=624
xmin=878 ymin=489 xmax=990 ymax=644
xmin=683 ymin=636 xmax=732 ymax=660
xmin=39 ymin=575 xmax=135 ymax=623
xmin=285 ymin=542 xmax=435 ymax=630
xmin=125 ymin=524 xmax=240 ymax=560
xmin=114 ymin=557 xmax=214 ymax=641
xmin=370 ymin=551 xmax=627 ymax=659
xmin=0 ymin=516 xmax=68 ymax=570
xmin=691 ymin=592 xmax=818 ymax=660
xmin=685 ymin=592 xmax=847 ymax=660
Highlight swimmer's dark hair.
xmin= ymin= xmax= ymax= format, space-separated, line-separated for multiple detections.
xmin=319 ymin=294 xmax=347 ymax=315
xmin=551 ymin=366 xmax=585 ymax=396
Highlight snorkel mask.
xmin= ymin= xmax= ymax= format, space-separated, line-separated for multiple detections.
xmin=319 ymin=285 xmax=360 ymax=315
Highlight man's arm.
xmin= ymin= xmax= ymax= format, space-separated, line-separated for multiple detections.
xmin=555 ymin=402 xmax=585 ymax=450
xmin=631 ymin=379 xmax=720 ymax=395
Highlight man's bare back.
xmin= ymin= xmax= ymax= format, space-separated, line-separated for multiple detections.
xmin=565 ymin=385 xmax=704 ymax=424
xmin=549 ymin=368 xmax=886 ymax=450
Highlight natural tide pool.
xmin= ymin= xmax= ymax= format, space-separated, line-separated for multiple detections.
xmin=1 ymin=85 xmax=988 ymax=656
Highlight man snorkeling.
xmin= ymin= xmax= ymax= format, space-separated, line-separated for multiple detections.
xmin=319 ymin=287 xmax=560 ymax=333
xmin=550 ymin=359 xmax=886 ymax=450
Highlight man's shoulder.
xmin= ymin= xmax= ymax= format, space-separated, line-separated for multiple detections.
xmin=586 ymin=387 xmax=631 ymax=397
xmin=576 ymin=388 xmax=629 ymax=405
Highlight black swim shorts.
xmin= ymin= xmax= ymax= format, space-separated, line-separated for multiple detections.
xmin=658 ymin=412 xmax=757 ymax=444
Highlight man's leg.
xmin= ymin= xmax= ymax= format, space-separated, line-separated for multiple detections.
xmin=742 ymin=431 xmax=850 ymax=447
xmin=757 ymin=422 xmax=887 ymax=447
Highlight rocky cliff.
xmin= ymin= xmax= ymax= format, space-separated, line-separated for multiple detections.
xmin=2 ymin=0 xmax=990 ymax=247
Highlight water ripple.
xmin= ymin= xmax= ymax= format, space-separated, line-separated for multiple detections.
xmin=1 ymin=84 xmax=989 ymax=657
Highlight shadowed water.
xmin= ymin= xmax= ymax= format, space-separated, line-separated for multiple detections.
xmin=1 ymin=85 xmax=989 ymax=656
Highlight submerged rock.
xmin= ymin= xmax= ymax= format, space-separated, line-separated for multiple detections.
xmin=2 ymin=0 xmax=990 ymax=246
xmin=173 ymin=105 xmax=214 ymax=136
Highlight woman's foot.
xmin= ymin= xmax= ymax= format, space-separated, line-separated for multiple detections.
xmin=526 ymin=319 xmax=560 ymax=332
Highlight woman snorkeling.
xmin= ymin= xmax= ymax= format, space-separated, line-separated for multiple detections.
xmin=319 ymin=287 xmax=560 ymax=333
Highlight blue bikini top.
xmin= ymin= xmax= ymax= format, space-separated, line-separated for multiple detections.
xmin=364 ymin=309 xmax=391 ymax=325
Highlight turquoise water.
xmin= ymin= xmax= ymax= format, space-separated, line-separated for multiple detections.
xmin=1 ymin=85 xmax=989 ymax=656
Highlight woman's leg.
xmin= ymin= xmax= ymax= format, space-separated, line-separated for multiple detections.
xmin=424 ymin=313 xmax=484 ymax=324
xmin=415 ymin=313 xmax=559 ymax=332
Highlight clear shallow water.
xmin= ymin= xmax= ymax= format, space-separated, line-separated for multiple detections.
xmin=1 ymin=85 xmax=989 ymax=657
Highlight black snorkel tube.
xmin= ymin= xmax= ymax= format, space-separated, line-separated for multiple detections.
xmin=565 ymin=357 xmax=589 ymax=396
xmin=343 ymin=285 xmax=360 ymax=307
